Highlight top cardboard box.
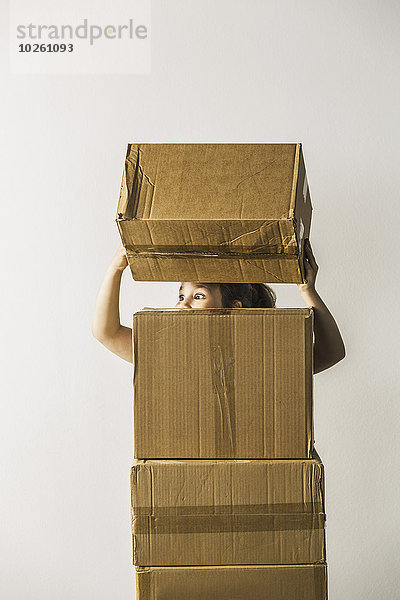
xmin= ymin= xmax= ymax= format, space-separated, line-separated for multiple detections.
xmin=116 ymin=143 xmax=312 ymax=283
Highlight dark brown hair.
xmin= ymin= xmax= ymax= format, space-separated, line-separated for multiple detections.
xmin=218 ymin=283 xmax=276 ymax=308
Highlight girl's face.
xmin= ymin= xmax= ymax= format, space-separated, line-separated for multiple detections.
xmin=175 ymin=282 xmax=224 ymax=309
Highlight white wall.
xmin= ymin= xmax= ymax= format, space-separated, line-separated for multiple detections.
xmin=1 ymin=1 xmax=399 ymax=599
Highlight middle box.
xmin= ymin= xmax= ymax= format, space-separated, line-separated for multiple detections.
xmin=133 ymin=308 xmax=313 ymax=459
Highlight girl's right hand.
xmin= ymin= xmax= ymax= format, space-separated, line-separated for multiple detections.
xmin=111 ymin=244 xmax=128 ymax=272
xmin=298 ymin=239 xmax=318 ymax=291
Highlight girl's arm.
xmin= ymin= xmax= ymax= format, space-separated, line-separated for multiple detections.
xmin=298 ymin=240 xmax=346 ymax=374
xmin=91 ymin=245 xmax=133 ymax=363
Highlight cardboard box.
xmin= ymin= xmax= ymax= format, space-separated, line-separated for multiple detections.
xmin=135 ymin=565 xmax=328 ymax=600
xmin=117 ymin=143 xmax=312 ymax=283
xmin=133 ymin=308 xmax=314 ymax=459
xmin=131 ymin=453 xmax=325 ymax=566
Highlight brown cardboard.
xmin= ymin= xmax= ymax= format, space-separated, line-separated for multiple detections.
xmin=135 ymin=564 xmax=327 ymax=600
xmin=133 ymin=308 xmax=313 ymax=459
xmin=131 ymin=452 xmax=325 ymax=566
xmin=117 ymin=143 xmax=312 ymax=283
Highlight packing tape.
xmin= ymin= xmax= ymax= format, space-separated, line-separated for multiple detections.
xmin=125 ymin=248 xmax=298 ymax=258
xmin=132 ymin=501 xmax=324 ymax=516
xmin=133 ymin=513 xmax=326 ymax=535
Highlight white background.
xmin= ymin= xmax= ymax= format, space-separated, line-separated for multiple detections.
xmin=1 ymin=1 xmax=400 ymax=599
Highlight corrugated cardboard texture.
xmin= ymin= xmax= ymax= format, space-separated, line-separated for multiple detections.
xmin=135 ymin=564 xmax=327 ymax=600
xmin=131 ymin=454 xmax=325 ymax=566
xmin=116 ymin=143 xmax=312 ymax=283
xmin=133 ymin=308 xmax=313 ymax=459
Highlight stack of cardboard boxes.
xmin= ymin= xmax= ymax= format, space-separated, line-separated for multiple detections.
xmin=117 ymin=143 xmax=328 ymax=599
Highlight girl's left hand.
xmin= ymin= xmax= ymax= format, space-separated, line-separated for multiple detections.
xmin=298 ymin=239 xmax=318 ymax=291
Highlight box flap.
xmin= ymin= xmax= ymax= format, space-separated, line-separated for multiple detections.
xmin=131 ymin=457 xmax=324 ymax=517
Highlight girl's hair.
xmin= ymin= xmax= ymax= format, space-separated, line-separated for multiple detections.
xmin=218 ymin=283 xmax=276 ymax=308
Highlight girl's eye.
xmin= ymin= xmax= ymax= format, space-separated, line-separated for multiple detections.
xmin=178 ymin=295 xmax=184 ymax=301
xmin=194 ymin=293 xmax=206 ymax=299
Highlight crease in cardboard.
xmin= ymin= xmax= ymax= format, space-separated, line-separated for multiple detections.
xmin=242 ymin=258 xmax=286 ymax=283
xmin=148 ymin=465 xmax=154 ymax=517
xmin=235 ymin=158 xmax=278 ymax=197
xmin=289 ymin=144 xmax=300 ymax=217
xmin=125 ymin=145 xmax=155 ymax=219
xmin=217 ymin=219 xmax=296 ymax=250
xmin=133 ymin=533 xmax=137 ymax=564
xmin=235 ymin=157 xmax=277 ymax=218
xmin=209 ymin=318 xmax=236 ymax=456
xmin=211 ymin=345 xmax=235 ymax=455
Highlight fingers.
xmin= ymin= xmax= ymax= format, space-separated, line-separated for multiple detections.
xmin=304 ymin=239 xmax=318 ymax=271
xmin=117 ymin=244 xmax=128 ymax=257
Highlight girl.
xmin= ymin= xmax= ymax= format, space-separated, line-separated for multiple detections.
xmin=92 ymin=239 xmax=345 ymax=373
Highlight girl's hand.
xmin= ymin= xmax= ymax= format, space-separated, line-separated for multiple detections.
xmin=298 ymin=239 xmax=318 ymax=291
xmin=111 ymin=244 xmax=128 ymax=272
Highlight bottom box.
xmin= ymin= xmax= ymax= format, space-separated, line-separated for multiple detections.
xmin=135 ymin=564 xmax=327 ymax=600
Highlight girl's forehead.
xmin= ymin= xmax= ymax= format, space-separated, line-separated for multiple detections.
xmin=179 ymin=282 xmax=214 ymax=291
